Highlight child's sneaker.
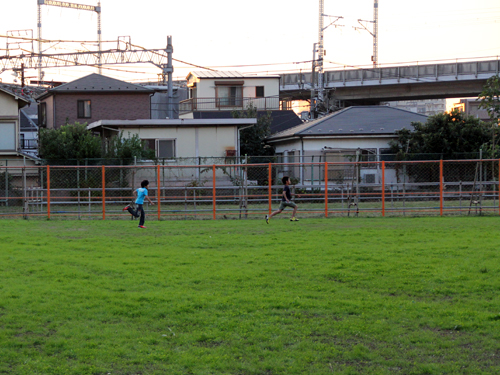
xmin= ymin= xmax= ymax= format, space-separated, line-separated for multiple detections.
xmin=265 ymin=215 xmax=269 ymax=224
xmin=138 ymin=225 xmax=146 ymax=228
xmin=290 ymin=217 xmax=299 ymax=222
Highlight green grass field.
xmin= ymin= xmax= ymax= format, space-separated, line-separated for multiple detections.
xmin=1 ymin=217 xmax=499 ymax=375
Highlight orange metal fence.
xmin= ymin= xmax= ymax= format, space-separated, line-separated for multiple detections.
xmin=1 ymin=159 xmax=499 ymax=220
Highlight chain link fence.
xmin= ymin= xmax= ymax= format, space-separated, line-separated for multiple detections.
xmin=1 ymin=159 xmax=499 ymax=220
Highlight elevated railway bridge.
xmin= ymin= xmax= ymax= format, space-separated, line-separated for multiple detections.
xmin=279 ymin=57 xmax=500 ymax=106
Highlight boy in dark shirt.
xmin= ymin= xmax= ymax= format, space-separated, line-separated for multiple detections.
xmin=266 ymin=176 xmax=299 ymax=223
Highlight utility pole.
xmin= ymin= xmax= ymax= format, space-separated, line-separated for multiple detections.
xmin=97 ymin=1 xmax=102 ymax=74
xmin=314 ymin=0 xmax=343 ymax=117
xmin=317 ymin=0 xmax=325 ymax=103
xmin=37 ymin=1 xmax=42 ymax=84
xmin=373 ymin=0 xmax=379 ymax=68
xmin=355 ymin=0 xmax=379 ymax=68
xmin=165 ymin=36 xmax=174 ymax=119
xmin=310 ymin=43 xmax=317 ymax=118
xmin=160 ymin=37 xmax=174 ymax=118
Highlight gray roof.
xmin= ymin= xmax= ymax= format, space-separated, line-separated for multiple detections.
xmin=37 ymin=73 xmax=153 ymax=99
xmin=192 ymin=110 xmax=302 ymax=134
xmin=87 ymin=118 xmax=257 ymax=130
xmin=0 ymin=86 xmax=30 ymax=106
xmin=268 ymin=106 xmax=428 ymax=140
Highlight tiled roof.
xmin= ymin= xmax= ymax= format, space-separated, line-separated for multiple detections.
xmin=268 ymin=106 xmax=428 ymax=140
xmin=45 ymin=73 xmax=153 ymax=93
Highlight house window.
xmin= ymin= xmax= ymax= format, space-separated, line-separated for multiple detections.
xmin=38 ymin=102 xmax=47 ymax=127
xmin=77 ymin=100 xmax=91 ymax=118
xmin=144 ymin=139 xmax=176 ymax=159
xmin=0 ymin=123 xmax=16 ymax=151
xmin=20 ymin=133 xmax=25 ymax=149
xmin=158 ymin=139 xmax=175 ymax=159
xmin=216 ymin=84 xmax=243 ymax=107
xmin=379 ymin=148 xmax=395 ymax=162
xmin=189 ymin=86 xmax=197 ymax=99
xmin=256 ymin=86 xmax=264 ymax=98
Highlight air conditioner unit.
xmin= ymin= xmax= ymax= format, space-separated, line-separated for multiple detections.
xmin=364 ymin=174 xmax=376 ymax=184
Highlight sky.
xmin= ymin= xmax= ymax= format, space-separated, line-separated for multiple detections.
xmin=0 ymin=0 xmax=499 ymax=85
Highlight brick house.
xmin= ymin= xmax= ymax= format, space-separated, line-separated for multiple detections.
xmin=36 ymin=73 xmax=154 ymax=129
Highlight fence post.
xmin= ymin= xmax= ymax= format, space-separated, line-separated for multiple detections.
xmin=439 ymin=160 xmax=443 ymax=216
xmin=47 ymin=165 xmax=51 ymax=220
xmin=381 ymin=161 xmax=385 ymax=217
xmin=102 ymin=165 xmax=106 ymax=220
xmin=157 ymin=164 xmax=161 ymax=221
xmin=268 ymin=163 xmax=272 ymax=214
xmin=212 ymin=165 xmax=216 ymax=220
xmin=324 ymin=161 xmax=328 ymax=218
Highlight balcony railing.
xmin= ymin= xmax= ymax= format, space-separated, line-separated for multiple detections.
xmin=19 ymin=139 xmax=38 ymax=150
xmin=180 ymin=96 xmax=280 ymax=114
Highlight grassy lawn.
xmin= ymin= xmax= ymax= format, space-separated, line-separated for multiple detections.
xmin=0 ymin=217 xmax=499 ymax=374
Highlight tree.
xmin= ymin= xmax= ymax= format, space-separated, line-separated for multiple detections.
xmin=102 ymin=131 xmax=155 ymax=162
xmin=39 ymin=123 xmax=154 ymax=163
xmin=479 ymin=74 xmax=500 ymax=125
xmin=389 ymin=109 xmax=495 ymax=159
xmin=39 ymin=122 xmax=101 ymax=162
xmin=389 ymin=109 xmax=499 ymax=182
xmin=232 ymin=104 xmax=275 ymax=159
xmin=478 ymin=75 xmax=500 ymax=158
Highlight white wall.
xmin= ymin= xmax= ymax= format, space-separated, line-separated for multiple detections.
xmin=123 ymin=126 xmax=238 ymax=158
xmin=0 ymin=93 xmax=19 ymax=117
xmin=192 ymin=77 xmax=277 ymax=98
xmin=272 ymin=135 xmax=400 ymax=185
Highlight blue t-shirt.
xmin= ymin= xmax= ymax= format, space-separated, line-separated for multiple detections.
xmin=135 ymin=187 xmax=148 ymax=204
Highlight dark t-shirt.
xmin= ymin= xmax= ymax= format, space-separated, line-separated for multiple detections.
xmin=282 ymin=185 xmax=292 ymax=202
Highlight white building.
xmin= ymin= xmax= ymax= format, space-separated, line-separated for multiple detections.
xmin=266 ymin=106 xmax=428 ymax=186
xmin=87 ymin=118 xmax=256 ymax=160
xmin=179 ymin=71 xmax=280 ymax=117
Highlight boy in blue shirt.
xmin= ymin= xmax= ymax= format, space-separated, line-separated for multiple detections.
xmin=123 ymin=179 xmax=155 ymax=228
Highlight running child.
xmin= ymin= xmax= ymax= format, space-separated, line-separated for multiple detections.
xmin=266 ymin=176 xmax=299 ymax=223
xmin=123 ymin=179 xmax=155 ymax=228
